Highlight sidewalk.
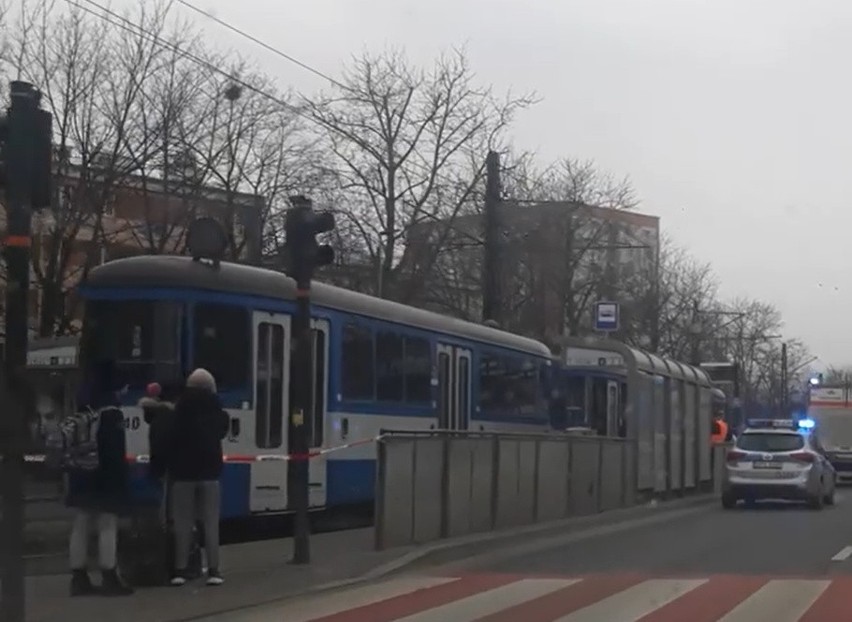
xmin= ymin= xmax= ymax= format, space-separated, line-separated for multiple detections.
xmin=25 ymin=527 xmax=413 ymax=622
xmin=23 ymin=493 xmax=716 ymax=622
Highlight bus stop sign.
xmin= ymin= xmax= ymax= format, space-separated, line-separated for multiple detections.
xmin=594 ymin=301 xmax=619 ymax=332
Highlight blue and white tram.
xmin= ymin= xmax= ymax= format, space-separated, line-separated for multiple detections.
xmin=78 ymin=255 xmax=555 ymax=518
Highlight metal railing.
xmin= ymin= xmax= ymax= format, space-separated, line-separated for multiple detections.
xmin=374 ymin=429 xmax=730 ymax=550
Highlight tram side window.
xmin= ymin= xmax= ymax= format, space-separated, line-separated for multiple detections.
xmin=375 ymin=333 xmax=432 ymax=403
xmin=342 ymin=324 xmax=375 ymax=400
xmin=82 ymin=300 xmax=181 ymax=390
xmin=404 ymin=337 xmax=432 ymax=402
xmin=376 ymin=332 xmax=404 ymax=401
xmin=479 ymin=354 xmax=540 ymax=418
xmin=193 ymin=304 xmax=250 ymax=391
xmin=255 ymin=322 xmax=285 ymax=449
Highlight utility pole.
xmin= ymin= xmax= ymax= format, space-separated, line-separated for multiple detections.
xmin=482 ymin=151 xmax=501 ymax=325
xmin=0 ymin=81 xmax=52 ymax=622
xmin=780 ymin=341 xmax=788 ymax=416
xmin=689 ymin=301 xmax=702 ymax=366
xmin=283 ymin=195 xmax=334 ymax=565
xmin=650 ymin=228 xmax=661 ymax=353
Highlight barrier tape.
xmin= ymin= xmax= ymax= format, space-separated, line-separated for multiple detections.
xmin=6 ymin=436 xmax=379 ymax=465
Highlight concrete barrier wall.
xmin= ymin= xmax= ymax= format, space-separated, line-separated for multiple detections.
xmin=376 ymin=432 xmax=717 ymax=551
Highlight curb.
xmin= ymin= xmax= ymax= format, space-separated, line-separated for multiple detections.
xmin=178 ymin=493 xmax=715 ymax=621
xmin=362 ymin=493 xmax=715 ymax=577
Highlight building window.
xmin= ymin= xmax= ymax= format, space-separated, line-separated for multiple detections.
xmin=342 ymin=324 xmax=374 ymax=400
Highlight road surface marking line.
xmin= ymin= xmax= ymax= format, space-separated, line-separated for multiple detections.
xmin=475 ymin=574 xmax=646 ymax=622
xmin=213 ymin=576 xmax=454 ymax=622
xmin=552 ymin=579 xmax=706 ymax=622
xmin=716 ymin=579 xmax=830 ymax=622
xmin=393 ymin=578 xmax=579 ymax=622
xmin=636 ymin=575 xmax=769 ymax=622
xmin=286 ymin=574 xmax=522 ymax=622
xmin=798 ymin=577 xmax=852 ymax=621
xmin=830 ymin=546 xmax=852 ymax=561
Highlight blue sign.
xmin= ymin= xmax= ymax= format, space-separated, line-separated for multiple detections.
xmin=594 ymin=301 xmax=619 ymax=332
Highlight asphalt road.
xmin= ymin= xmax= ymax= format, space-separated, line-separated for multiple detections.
xmin=465 ymin=490 xmax=852 ymax=577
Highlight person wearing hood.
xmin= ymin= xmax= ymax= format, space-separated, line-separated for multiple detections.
xmin=166 ymin=368 xmax=229 ymax=587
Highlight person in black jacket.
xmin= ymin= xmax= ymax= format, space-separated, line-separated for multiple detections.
xmin=166 ymin=368 xmax=229 ymax=587
xmin=66 ymin=360 xmax=133 ymax=597
xmin=139 ymin=380 xmax=182 ymax=483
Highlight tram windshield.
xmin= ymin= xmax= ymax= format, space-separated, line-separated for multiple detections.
xmin=80 ymin=299 xmax=182 ymax=392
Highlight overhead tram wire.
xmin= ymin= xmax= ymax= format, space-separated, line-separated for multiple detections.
xmin=70 ymin=0 xmax=489 ymax=249
xmin=176 ymin=0 xmax=348 ymax=91
xmin=66 ymin=0 xmax=302 ymax=116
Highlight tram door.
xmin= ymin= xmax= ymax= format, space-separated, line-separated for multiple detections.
xmin=606 ymin=380 xmax=621 ymax=437
xmin=437 ymin=345 xmax=472 ymax=431
xmin=250 ymin=312 xmax=291 ymax=513
xmin=306 ymin=319 xmax=329 ymax=508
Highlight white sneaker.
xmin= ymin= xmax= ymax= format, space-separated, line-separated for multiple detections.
xmin=206 ymin=571 xmax=224 ymax=586
xmin=170 ymin=575 xmax=187 ymax=587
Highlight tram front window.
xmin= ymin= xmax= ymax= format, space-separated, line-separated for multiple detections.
xmin=81 ymin=299 xmax=182 ymax=392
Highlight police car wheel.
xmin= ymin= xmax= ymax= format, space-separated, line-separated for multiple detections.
xmin=824 ymin=489 xmax=835 ymax=506
xmin=721 ymin=492 xmax=736 ymax=509
xmin=808 ymin=493 xmax=824 ymax=510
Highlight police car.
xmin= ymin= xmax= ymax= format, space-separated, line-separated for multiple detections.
xmin=721 ymin=418 xmax=836 ymax=509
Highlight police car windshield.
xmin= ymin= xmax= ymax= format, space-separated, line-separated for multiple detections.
xmin=737 ymin=433 xmax=804 ymax=452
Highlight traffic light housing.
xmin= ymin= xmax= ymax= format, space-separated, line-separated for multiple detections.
xmin=0 ymin=81 xmax=53 ymax=210
xmin=284 ymin=195 xmax=335 ymax=287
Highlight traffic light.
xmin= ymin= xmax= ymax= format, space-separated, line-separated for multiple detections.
xmin=0 ymin=81 xmax=53 ymax=210
xmin=284 ymin=195 xmax=335 ymax=287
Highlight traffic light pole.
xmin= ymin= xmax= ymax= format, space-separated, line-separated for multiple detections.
xmin=289 ymin=283 xmax=312 ymax=564
xmin=284 ymin=195 xmax=335 ymax=565
xmin=1 ymin=81 xmax=41 ymax=622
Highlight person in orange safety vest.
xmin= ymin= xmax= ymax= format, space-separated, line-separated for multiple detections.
xmin=711 ymin=415 xmax=729 ymax=444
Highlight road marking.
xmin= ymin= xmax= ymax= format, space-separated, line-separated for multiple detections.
xmin=395 ymin=578 xmax=578 ymax=621
xmin=554 ymin=579 xmax=706 ymax=621
xmin=830 ymin=546 xmax=852 ymax=561
xmin=216 ymin=576 xmax=455 ymax=622
xmin=717 ymin=580 xmax=830 ymax=622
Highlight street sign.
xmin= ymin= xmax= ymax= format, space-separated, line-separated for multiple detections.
xmin=594 ymin=301 xmax=619 ymax=332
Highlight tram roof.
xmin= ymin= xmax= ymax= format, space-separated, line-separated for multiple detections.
xmin=82 ymin=255 xmax=553 ymax=357
xmin=559 ymin=337 xmax=713 ymax=386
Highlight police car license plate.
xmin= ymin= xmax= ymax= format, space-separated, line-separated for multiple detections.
xmin=754 ymin=461 xmax=782 ymax=469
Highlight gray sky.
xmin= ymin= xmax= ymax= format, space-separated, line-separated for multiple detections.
xmin=128 ymin=0 xmax=852 ymax=365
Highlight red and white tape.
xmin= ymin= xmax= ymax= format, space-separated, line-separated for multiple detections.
xmin=16 ymin=436 xmax=379 ymax=465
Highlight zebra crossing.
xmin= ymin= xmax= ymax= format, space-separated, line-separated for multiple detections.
xmin=208 ymin=572 xmax=852 ymax=622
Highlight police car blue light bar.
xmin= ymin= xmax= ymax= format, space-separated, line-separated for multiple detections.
xmin=745 ymin=418 xmax=800 ymax=429
xmin=744 ymin=418 xmax=815 ymax=431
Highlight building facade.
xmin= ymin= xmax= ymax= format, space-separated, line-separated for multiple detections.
xmin=0 ymin=157 xmax=262 ymax=338
xmin=401 ymin=201 xmax=661 ymax=346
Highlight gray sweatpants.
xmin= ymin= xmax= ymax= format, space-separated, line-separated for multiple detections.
xmin=171 ymin=480 xmax=221 ymax=572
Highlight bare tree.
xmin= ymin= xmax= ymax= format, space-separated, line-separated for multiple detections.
xmin=494 ymin=156 xmax=640 ymax=339
xmin=305 ymin=47 xmax=536 ymax=299
xmin=1 ymin=0 xmax=183 ymax=335
xmin=619 ymin=236 xmax=717 ymax=357
xmin=179 ymin=61 xmax=323 ymax=264
xmin=822 ymin=366 xmax=852 ymax=386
